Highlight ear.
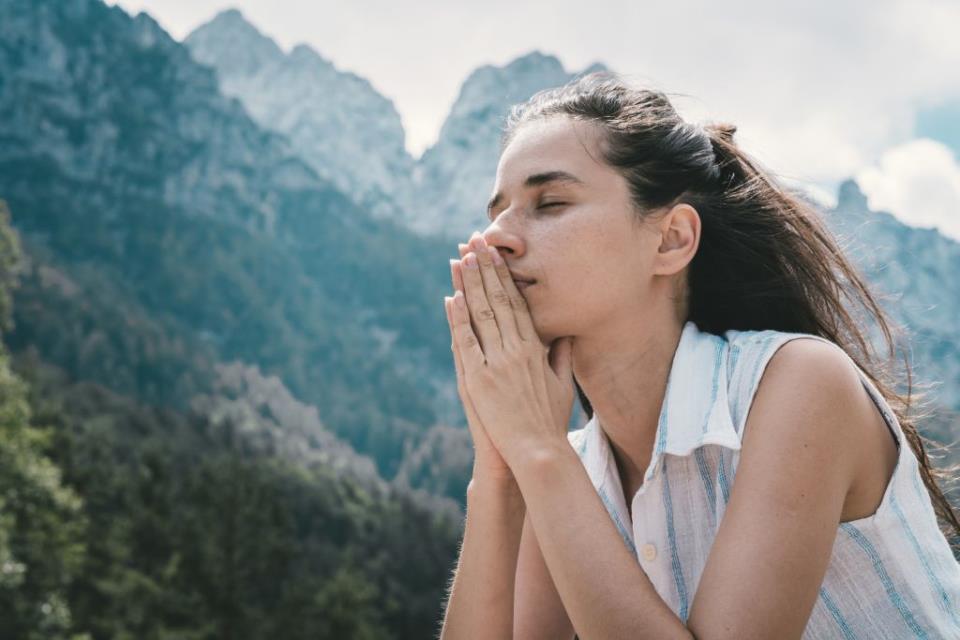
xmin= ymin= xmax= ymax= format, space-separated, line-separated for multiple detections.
xmin=652 ymin=202 xmax=700 ymax=276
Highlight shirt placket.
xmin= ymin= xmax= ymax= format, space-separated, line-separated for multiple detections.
xmin=631 ymin=473 xmax=675 ymax=609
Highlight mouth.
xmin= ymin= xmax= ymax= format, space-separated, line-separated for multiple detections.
xmin=513 ymin=279 xmax=535 ymax=290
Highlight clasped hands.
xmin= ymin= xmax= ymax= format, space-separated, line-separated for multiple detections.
xmin=443 ymin=230 xmax=576 ymax=480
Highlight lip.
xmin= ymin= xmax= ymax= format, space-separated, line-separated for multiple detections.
xmin=513 ymin=279 xmax=535 ymax=290
xmin=508 ymin=270 xmax=536 ymax=283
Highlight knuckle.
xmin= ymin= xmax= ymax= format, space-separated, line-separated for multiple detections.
xmin=490 ymin=289 xmax=511 ymax=306
xmin=477 ymin=307 xmax=496 ymax=321
xmin=509 ymin=295 xmax=528 ymax=310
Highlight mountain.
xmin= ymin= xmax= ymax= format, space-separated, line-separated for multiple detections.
xmin=179 ymin=11 xmax=960 ymax=421
xmin=0 ymin=0 xmax=464 ymax=483
xmin=826 ymin=179 xmax=960 ymax=412
xmin=184 ymin=9 xmax=418 ymax=224
xmin=413 ymin=51 xmax=608 ymax=238
xmin=183 ymin=11 xmax=607 ymax=239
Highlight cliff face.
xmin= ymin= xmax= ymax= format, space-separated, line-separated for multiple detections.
xmin=2 ymin=0 xmax=956 ymax=497
xmin=0 ymin=0 xmax=326 ymax=232
xmin=410 ymin=52 xmax=608 ymax=238
xmin=826 ymin=179 xmax=960 ymax=411
xmin=184 ymin=11 xmax=608 ymax=238
xmin=185 ymin=9 xmax=418 ymax=224
xmin=0 ymin=0 xmax=460 ymax=485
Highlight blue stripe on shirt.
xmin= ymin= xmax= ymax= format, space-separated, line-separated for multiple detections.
xmin=892 ymin=472 xmax=960 ymax=629
xmin=662 ymin=456 xmax=690 ymax=623
xmin=840 ymin=522 xmax=929 ymax=638
xmin=694 ymin=448 xmax=717 ymax=524
xmin=818 ymin=585 xmax=858 ymax=639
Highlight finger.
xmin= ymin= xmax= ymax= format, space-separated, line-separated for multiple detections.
xmin=461 ymin=251 xmax=501 ymax=355
xmin=475 ymin=243 xmax=521 ymax=349
xmin=451 ymin=258 xmax=481 ymax=341
xmin=488 ymin=247 xmax=530 ymax=345
xmin=485 ymin=245 xmax=537 ymax=345
xmin=464 ymin=240 xmax=536 ymax=345
xmin=450 ymin=257 xmax=465 ymax=293
xmin=450 ymin=288 xmax=485 ymax=368
xmin=473 ymin=236 xmax=520 ymax=346
xmin=446 ymin=296 xmax=482 ymax=424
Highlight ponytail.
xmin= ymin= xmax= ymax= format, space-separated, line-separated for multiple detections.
xmin=503 ymin=71 xmax=960 ymax=551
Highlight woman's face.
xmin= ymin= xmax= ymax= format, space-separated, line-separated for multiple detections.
xmin=482 ymin=115 xmax=670 ymax=344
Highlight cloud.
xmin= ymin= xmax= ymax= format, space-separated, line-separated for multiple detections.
xmin=108 ymin=0 xmax=959 ymax=180
xmin=855 ymin=139 xmax=960 ymax=242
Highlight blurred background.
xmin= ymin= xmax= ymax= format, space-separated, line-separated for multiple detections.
xmin=0 ymin=0 xmax=957 ymax=637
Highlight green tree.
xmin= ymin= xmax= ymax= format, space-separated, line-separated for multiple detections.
xmin=0 ymin=200 xmax=89 ymax=639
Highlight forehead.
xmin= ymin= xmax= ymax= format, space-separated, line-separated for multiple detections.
xmin=494 ymin=116 xmax=607 ymax=188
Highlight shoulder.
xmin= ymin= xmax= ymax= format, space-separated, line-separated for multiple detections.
xmin=725 ymin=330 xmax=863 ymax=437
xmin=740 ymin=336 xmax=871 ymax=490
xmin=688 ymin=337 xmax=877 ymax=636
xmin=761 ymin=336 xmax=862 ymax=399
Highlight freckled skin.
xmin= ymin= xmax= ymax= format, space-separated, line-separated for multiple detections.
xmin=486 ymin=117 xmax=657 ymax=345
xmin=483 ymin=115 xmax=702 ymax=491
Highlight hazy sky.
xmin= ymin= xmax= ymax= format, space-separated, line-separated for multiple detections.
xmin=107 ymin=0 xmax=960 ymax=239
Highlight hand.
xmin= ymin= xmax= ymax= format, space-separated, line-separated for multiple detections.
xmin=447 ymin=231 xmax=576 ymax=473
xmin=445 ymin=241 xmax=514 ymax=485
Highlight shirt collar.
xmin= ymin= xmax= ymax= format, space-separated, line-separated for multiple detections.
xmin=579 ymin=319 xmax=742 ymax=495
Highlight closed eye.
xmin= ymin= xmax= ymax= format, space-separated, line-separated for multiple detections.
xmin=489 ymin=202 xmax=567 ymax=222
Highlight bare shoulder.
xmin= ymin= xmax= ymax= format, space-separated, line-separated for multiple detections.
xmin=760 ymin=336 xmax=862 ymax=402
xmin=688 ymin=336 xmax=884 ymax=636
xmin=743 ymin=337 xmax=872 ymax=494
xmin=756 ymin=336 xmax=876 ymax=421
xmin=743 ymin=338 xmax=892 ymax=504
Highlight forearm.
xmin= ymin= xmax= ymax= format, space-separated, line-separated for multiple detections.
xmin=439 ymin=477 xmax=526 ymax=639
xmin=513 ymin=443 xmax=693 ymax=640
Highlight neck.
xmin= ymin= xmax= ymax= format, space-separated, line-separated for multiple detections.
xmin=571 ymin=308 xmax=684 ymax=494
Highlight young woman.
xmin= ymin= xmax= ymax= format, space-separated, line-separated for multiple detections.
xmin=438 ymin=71 xmax=960 ymax=639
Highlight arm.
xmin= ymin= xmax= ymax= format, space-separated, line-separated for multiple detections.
xmin=686 ymin=338 xmax=865 ymax=638
xmin=514 ymin=509 xmax=576 ymax=639
xmin=511 ymin=338 xmax=865 ymax=639
xmin=439 ymin=477 xmax=526 ymax=639
xmin=513 ymin=442 xmax=692 ymax=639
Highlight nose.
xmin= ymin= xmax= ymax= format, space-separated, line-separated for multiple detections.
xmin=480 ymin=225 xmax=522 ymax=261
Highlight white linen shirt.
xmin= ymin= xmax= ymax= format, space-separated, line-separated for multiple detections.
xmin=566 ymin=319 xmax=960 ymax=639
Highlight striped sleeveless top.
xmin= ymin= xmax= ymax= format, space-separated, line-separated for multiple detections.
xmin=566 ymin=320 xmax=960 ymax=638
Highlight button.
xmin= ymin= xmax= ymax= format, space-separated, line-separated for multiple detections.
xmin=641 ymin=543 xmax=657 ymax=561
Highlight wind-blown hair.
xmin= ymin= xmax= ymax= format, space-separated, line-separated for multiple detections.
xmin=499 ymin=70 xmax=960 ymax=551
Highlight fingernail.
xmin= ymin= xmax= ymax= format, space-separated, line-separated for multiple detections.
xmin=464 ymin=252 xmax=478 ymax=268
xmin=487 ymin=246 xmax=503 ymax=265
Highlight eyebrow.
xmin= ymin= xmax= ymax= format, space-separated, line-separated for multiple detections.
xmin=486 ymin=170 xmax=585 ymax=217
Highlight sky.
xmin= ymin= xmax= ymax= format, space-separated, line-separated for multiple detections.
xmin=107 ymin=0 xmax=960 ymax=241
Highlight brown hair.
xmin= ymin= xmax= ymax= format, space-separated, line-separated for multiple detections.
xmin=500 ymin=70 xmax=960 ymax=551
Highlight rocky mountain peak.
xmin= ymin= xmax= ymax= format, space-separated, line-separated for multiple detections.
xmin=185 ymin=14 xmax=416 ymax=222
xmin=185 ymin=7 xmax=284 ymax=76
xmin=412 ymin=51 xmax=609 ymax=237
xmin=837 ymin=178 xmax=870 ymax=215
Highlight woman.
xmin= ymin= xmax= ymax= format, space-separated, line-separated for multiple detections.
xmin=438 ymin=71 xmax=960 ymax=639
